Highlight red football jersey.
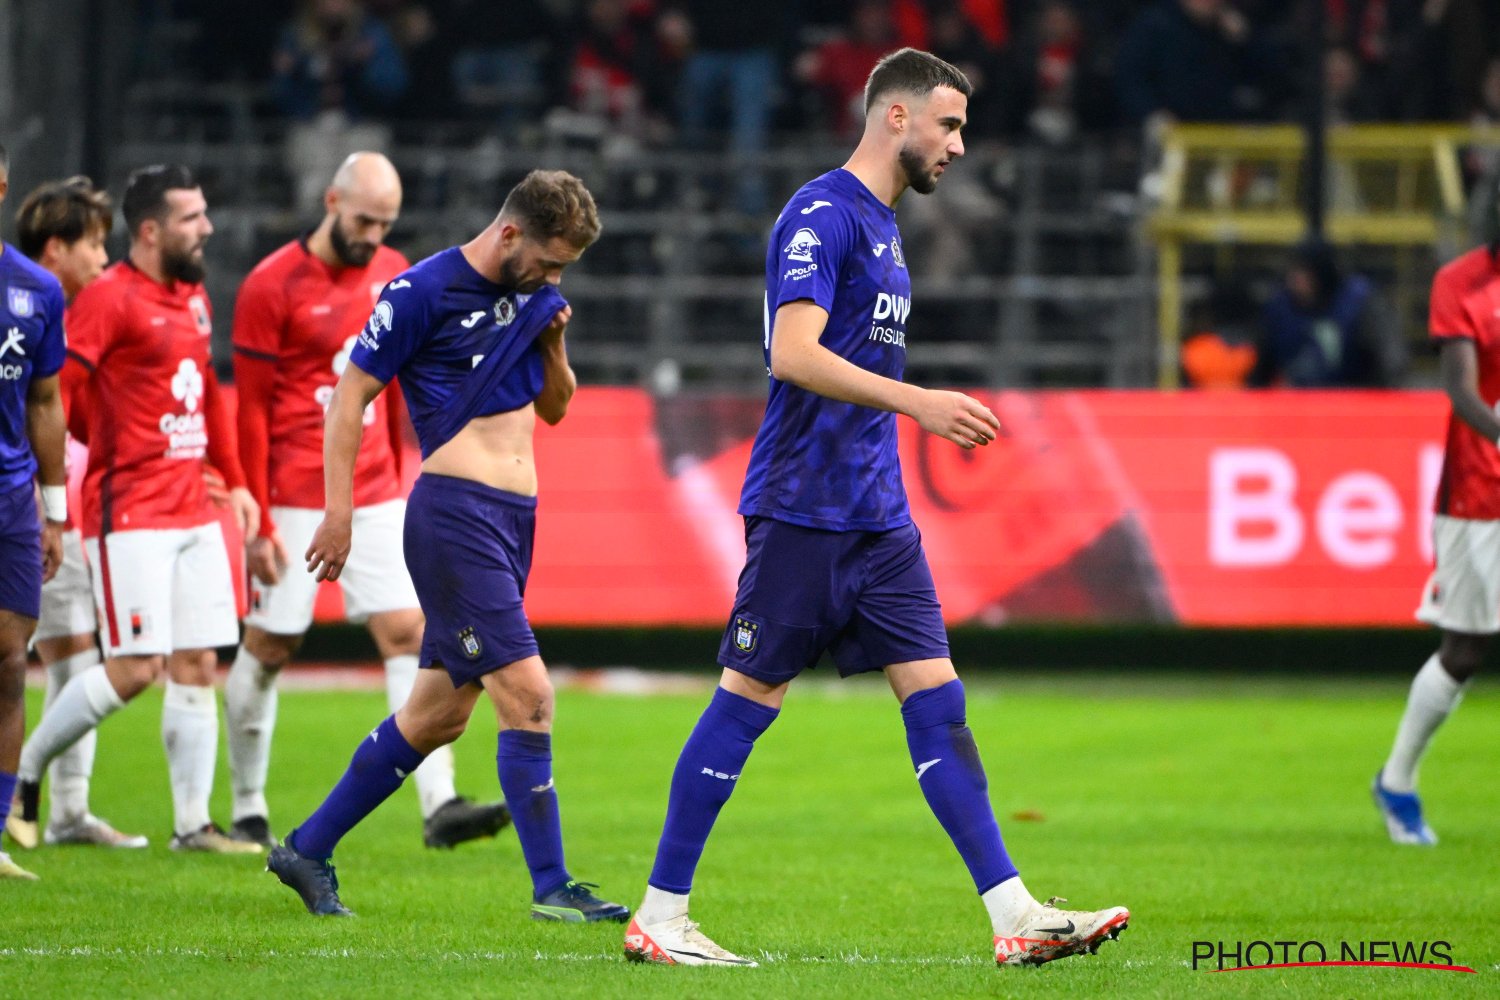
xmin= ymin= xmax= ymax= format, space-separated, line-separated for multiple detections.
xmin=69 ymin=262 xmax=233 ymax=536
xmin=1430 ymin=245 xmax=1500 ymax=520
xmin=232 ymin=240 xmax=407 ymax=514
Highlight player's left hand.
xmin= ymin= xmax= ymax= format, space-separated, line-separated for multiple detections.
xmin=539 ymin=305 xmax=572 ymax=345
xmin=228 ymin=486 xmax=261 ymax=543
xmin=40 ymin=522 xmax=63 ymax=583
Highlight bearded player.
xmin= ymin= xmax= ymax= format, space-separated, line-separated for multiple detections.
xmin=224 ymin=152 xmax=509 ymax=850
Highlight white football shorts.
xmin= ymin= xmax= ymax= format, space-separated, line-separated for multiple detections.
xmin=34 ymin=528 xmax=98 ymax=643
xmin=1415 ymin=514 xmax=1500 ymax=634
xmin=87 ymin=521 xmax=239 ymax=656
xmin=245 ymin=500 xmax=418 ymax=634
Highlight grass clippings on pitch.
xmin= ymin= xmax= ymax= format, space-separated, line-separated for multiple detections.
xmin=7 ymin=671 xmax=1497 ymax=999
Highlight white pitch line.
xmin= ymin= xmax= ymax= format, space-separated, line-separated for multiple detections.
xmin=0 ymin=944 xmax=1142 ymax=968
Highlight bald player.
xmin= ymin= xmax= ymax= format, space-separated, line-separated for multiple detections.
xmin=225 ymin=153 xmax=510 ymax=850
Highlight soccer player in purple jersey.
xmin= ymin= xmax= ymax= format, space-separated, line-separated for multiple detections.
xmin=624 ymin=49 xmax=1129 ymax=968
xmin=267 ymin=170 xmax=630 ymax=923
xmin=0 ymin=143 xmax=68 ymax=880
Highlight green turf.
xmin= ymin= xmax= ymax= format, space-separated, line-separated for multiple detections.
xmin=7 ymin=673 xmax=1497 ymax=998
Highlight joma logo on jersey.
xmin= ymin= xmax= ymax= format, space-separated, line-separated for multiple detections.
xmin=783 ymin=228 xmax=822 ymax=263
xmin=873 ymin=293 xmax=910 ymax=324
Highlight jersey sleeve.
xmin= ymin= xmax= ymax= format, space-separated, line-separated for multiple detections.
xmin=768 ymin=199 xmax=855 ymax=313
xmin=64 ymin=279 xmax=117 ymax=370
xmin=203 ymin=368 xmax=247 ymax=490
xmin=349 ymin=274 xmax=427 ymax=384
xmin=1429 ymin=263 xmax=1474 ymax=341
xmin=33 ymin=280 xmax=67 ymax=377
xmin=233 ymin=350 xmax=277 ymax=530
xmin=231 ymin=268 xmax=286 ymax=360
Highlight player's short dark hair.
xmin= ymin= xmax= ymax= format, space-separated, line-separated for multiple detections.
xmin=863 ymin=48 xmax=973 ymax=116
xmin=499 ymin=170 xmax=601 ymax=249
xmin=121 ymin=163 xmax=199 ymax=236
xmin=15 ymin=176 xmax=113 ymax=260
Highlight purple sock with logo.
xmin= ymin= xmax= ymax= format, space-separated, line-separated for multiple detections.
xmin=497 ymin=729 xmax=571 ymax=899
xmin=902 ymin=679 xmax=1018 ymax=894
xmin=648 ymin=686 xmax=779 ymax=894
xmin=290 ymin=715 xmax=426 ymax=861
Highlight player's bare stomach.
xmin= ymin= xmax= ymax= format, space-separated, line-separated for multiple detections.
xmin=421 ymin=404 xmax=538 ymax=497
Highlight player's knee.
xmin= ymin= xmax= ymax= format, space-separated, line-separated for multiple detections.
xmin=409 ymin=712 xmax=468 ymax=751
xmin=512 ymin=679 xmax=555 ymax=729
xmin=1439 ymin=634 xmax=1488 ymax=681
xmin=369 ymin=611 xmax=423 ymax=658
xmin=109 ymin=657 xmax=162 ymax=698
xmin=245 ymin=629 xmax=301 ymax=670
xmin=396 ymin=701 xmax=469 ymax=751
xmin=0 ymin=653 xmax=26 ymax=704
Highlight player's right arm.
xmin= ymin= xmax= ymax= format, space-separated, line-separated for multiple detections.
xmin=769 ymin=302 xmax=999 ymax=449
xmin=305 ymin=364 xmax=386 ymax=582
xmin=1429 ymin=260 xmax=1500 ymax=443
xmin=232 ymin=268 xmax=288 ymax=584
xmin=1437 ymin=340 xmax=1500 ymax=442
xmin=306 ymin=276 xmax=422 ymax=582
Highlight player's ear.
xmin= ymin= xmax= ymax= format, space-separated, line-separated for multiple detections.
xmin=886 ymin=99 xmax=907 ymax=134
xmin=323 ymin=185 xmax=340 ymax=216
xmin=41 ymin=235 xmax=63 ymax=268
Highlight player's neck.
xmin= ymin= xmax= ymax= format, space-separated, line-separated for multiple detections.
xmin=307 ymin=224 xmax=334 ymax=269
xmin=842 ymin=145 xmax=908 ymax=209
xmin=128 ymin=245 xmax=172 ymax=287
xmin=460 ymin=225 xmax=506 ymax=285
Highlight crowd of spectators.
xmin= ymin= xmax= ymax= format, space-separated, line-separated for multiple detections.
xmin=172 ymin=0 xmax=1497 ymax=150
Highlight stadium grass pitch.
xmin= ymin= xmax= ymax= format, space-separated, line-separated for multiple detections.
xmin=7 ymin=669 xmax=1497 ymax=998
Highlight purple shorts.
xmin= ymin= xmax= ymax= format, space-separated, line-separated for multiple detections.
xmin=404 ymin=474 xmax=540 ymax=687
xmin=0 ymin=483 xmax=42 ymax=620
xmin=718 ymin=516 xmax=950 ymax=685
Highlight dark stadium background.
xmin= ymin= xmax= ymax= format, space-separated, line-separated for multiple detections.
xmin=6 ymin=0 xmax=1500 ymax=670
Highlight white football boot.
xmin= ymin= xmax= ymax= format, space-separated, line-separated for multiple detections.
xmin=993 ymin=896 xmax=1130 ymax=966
xmin=625 ymin=914 xmax=758 ymax=967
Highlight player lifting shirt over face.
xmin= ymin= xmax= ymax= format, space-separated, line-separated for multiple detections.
xmin=222 ymin=152 xmax=509 ymax=852
xmin=268 ymin=169 xmax=630 ymax=924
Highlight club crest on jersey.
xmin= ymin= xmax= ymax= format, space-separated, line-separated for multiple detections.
xmin=188 ymin=295 xmax=211 ymax=336
xmin=783 ymin=228 xmax=822 ymax=263
xmin=493 ymin=296 xmax=516 ymax=327
xmin=6 ymin=287 xmax=35 ymax=318
xmin=732 ymin=616 xmax=760 ymax=654
xmin=889 ymin=237 xmax=905 ymax=269
xmin=459 ymin=626 xmax=482 ymax=659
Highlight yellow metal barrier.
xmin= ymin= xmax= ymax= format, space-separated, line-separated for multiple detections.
xmin=1149 ymin=124 xmax=1500 ymax=388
